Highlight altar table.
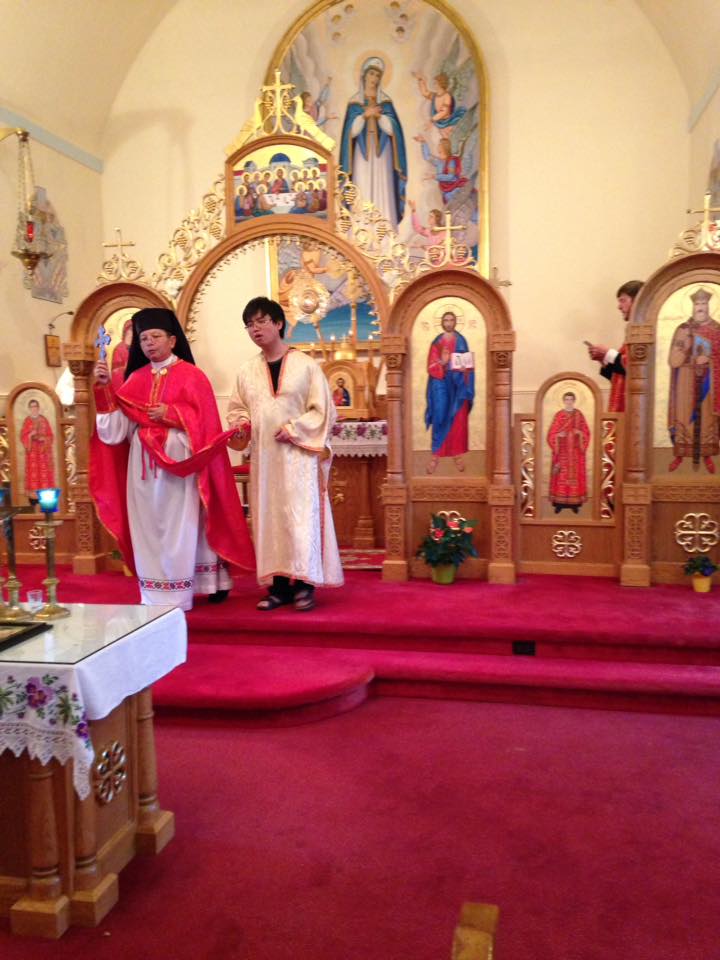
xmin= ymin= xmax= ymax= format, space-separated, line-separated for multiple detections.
xmin=0 ymin=604 xmax=186 ymax=938
xmin=330 ymin=420 xmax=387 ymax=548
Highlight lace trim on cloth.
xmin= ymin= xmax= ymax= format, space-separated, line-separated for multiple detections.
xmin=0 ymin=670 xmax=94 ymax=799
xmin=0 ymin=719 xmax=93 ymax=799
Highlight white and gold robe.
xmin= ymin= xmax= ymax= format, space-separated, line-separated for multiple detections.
xmin=227 ymin=350 xmax=343 ymax=588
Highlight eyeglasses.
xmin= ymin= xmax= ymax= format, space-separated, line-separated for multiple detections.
xmin=244 ymin=314 xmax=273 ymax=330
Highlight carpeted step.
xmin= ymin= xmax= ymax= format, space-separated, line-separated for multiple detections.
xmin=152 ymin=643 xmax=720 ymax=719
xmin=153 ymin=644 xmax=375 ymax=717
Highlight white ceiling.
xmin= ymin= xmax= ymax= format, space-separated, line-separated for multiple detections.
xmin=1 ymin=0 xmax=718 ymax=154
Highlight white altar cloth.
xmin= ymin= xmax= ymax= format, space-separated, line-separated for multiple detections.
xmin=0 ymin=604 xmax=186 ymax=799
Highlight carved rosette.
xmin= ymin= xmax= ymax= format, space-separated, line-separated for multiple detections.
xmin=674 ymin=512 xmax=720 ymax=554
xmin=93 ymin=740 xmax=128 ymax=805
xmin=600 ymin=418 xmax=616 ymax=520
xmin=551 ymin=529 xmax=582 ymax=558
xmin=519 ymin=419 xmax=535 ymax=518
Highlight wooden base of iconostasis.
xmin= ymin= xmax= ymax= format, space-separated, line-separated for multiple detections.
xmin=9 ymin=513 xmax=77 ymax=565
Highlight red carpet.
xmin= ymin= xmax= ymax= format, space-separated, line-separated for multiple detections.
xmin=1 ymin=699 xmax=719 ymax=959
xmin=14 ymin=564 xmax=720 ymax=716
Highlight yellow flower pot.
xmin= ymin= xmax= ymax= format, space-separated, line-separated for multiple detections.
xmin=692 ymin=574 xmax=712 ymax=593
xmin=431 ymin=564 xmax=456 ymax=585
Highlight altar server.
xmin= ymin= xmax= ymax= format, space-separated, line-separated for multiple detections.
xmin=91 ymin=308 xmax=254 ymax=611
xmin=227 ymin=296 xmax=343 ymax=611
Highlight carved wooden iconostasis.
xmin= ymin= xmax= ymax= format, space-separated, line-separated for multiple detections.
xmin=13 ymin=0 xmax=717 ymax=588
xmin=515 ymin=373 xmax=622 ymax=576
xmin=382 ymin=269 xmax=516 ymax=583
xmin=45 ymin=0 xmax=493 ymax=577
xmin=623 ymin=251 xmax=720 ymax=586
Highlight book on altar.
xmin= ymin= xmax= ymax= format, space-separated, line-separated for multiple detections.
xmin=450 ymin=351 xmax=475 ymax=370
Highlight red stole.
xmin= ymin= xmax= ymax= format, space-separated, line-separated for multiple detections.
xmin=90 ymin=360 xmax=254 ymax=577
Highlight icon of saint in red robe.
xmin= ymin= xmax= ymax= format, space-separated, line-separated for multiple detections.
xmin=547 ymin=392 xmax=590 ymax=514
xmin=20 ymin=399 xmax=55 ymax=498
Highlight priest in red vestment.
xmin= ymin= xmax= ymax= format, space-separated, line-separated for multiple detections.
xmin=547 ymin=391 xmax=590 ymax=513
xmin=90 ymin=308 xmax=254 ymax=610
xmin=586 ymin=280 xmax=644 ymax=413
xmin=20 ymin=399 xmax=55 ymax=499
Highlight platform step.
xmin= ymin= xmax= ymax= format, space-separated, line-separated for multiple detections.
xmin=152 ymin=643 xmax=720 ymax=719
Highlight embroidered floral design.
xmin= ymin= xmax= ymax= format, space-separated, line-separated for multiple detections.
xmin=331 ymin=420 xmax=388 ymax=443
xmin=0 ymin=672 xmax=90 ymax=744
xmin=194 ymin=562 xmax=219 ymax=574
xmin=139 ymin=577 xmax=193 ymax=591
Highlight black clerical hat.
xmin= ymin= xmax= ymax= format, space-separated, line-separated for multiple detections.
xmin=124 ymin=307 xmax=195 ymax=378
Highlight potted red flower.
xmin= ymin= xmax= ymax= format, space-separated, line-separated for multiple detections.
xmin=416 ymin=512 xmax=478 ymax=584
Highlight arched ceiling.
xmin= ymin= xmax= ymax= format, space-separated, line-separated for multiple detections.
xmin=635 ymin=0 xmax=720 ymax=123
xmin=0 ymin=0 xmax=178 ymax=154
xmin=1 ymin=0 xmax=718 ymax=155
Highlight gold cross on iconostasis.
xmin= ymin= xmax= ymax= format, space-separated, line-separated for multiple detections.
xmin=102 ymin=227 xmax=136 ymax=259
xmin=97 ymin=227 xmax=144 ymax=284
xmin=261 ymin=69 xmax=296 ymax=135
xmin=428 ymin=212 xmax=473 ymax=268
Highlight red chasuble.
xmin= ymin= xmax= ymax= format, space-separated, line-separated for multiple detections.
xmin=90 ymin=359 xmax=254 ymax=576
xmin=547 ymin=408 xmax=590 ymax=506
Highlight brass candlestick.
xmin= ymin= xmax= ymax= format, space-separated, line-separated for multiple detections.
xmin=0 ymin=497 xmax=28 ymax=622
xmin=33 ymin=489 xmax=70 ymax=621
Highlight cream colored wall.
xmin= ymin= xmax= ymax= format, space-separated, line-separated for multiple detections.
xmin=0 ymin=139 xmax=102 ymax=400
xmin=98 ymin=0 xmax=690 ymax=404
xmin=689 ymin=85 xmax=720 ymax=210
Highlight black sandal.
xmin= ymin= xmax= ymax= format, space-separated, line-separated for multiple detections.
xmin=293 ymin=589 xmax=316 ymax=612
xmin=256 ymin=594 xmax=292 ymax=611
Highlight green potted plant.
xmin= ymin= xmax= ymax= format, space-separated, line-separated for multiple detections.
xmin=416 ymin=512 xmax=478 ymax=584
xmin=683 ymin=555 xmax=718 ymax=593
